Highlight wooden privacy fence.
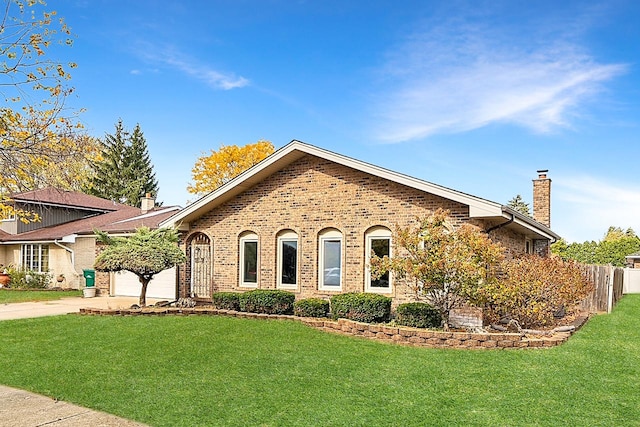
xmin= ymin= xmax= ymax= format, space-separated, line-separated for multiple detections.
xmin=580 ymin=265 xmax=624 ymax=313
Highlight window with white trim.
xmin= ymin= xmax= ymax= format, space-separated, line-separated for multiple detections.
xmin=525 ymin=238 xmax=533 ymax=254
xmin=319 ymin=229 xmax=342 ymax=290
xmin=21 ymin=244 xmax=49 ymax=272
xmin=239 ymin=232 xmax=259 ymax=287
xmin=277 ymin=230 xmax=298 ymax=289
xmin=366 ymin=227 xmax=392 ymax=293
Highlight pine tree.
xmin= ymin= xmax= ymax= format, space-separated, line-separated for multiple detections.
xmin=506 ymin=194 xmax=531 ymax=217
xmin=85 ymin=120 xmax=159 ymax=207
xmin=123 ymin=124 xmax=159 ymax=207
xmin=85 ymin=120 xmax=129 ymax=203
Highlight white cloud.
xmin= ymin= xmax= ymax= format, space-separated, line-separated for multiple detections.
xmin=372 ymin=13 xmax=626 ymax=143
xmin=553 ymin=175 xmax=640 ymax=242
xmin=136 ymin=44 xmax=249 ymax=90
xmin=162 ymin=54 xmax=249 ymax=90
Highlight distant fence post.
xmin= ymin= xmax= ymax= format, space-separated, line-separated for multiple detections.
xmin=607 ymin=265 xmax=614 ymax=314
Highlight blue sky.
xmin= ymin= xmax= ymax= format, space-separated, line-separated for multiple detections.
xmin=52 ymin=0 xmax=639 ymax=243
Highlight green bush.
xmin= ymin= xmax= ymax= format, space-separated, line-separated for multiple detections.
xmin=6 ymin=266 xmax=52 ymax=289
xmin=212 ymin=292 xmax=241 ymax=311
xmin=330 ymin=292 xmax=391 ymax=323
xmin=238 ymin=289 xmax=295 ymax=315
xmin=294 ymin=298 xmax=330 ymax=318
xmin=395 ymin=302 xmax=441 ymax=328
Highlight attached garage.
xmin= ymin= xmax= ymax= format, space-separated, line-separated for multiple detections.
xmin=112 ymin=267 xmax=177 ymax=300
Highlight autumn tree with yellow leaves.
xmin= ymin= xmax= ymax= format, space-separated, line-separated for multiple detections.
xmin=188 ymin=140 xmax=274 ymax=196
xmin=1 ymin=0 xmax=96 ymax=221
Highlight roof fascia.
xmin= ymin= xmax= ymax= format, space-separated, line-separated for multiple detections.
xmin=161 ymin=140 xmax=504 ymax=228
xmin=500 ymin=207 xmax=561 ymax=241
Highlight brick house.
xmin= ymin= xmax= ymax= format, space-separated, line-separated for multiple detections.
xmin=161 ymin=140 xmax=559 ymax=304
xmin=0 ymin=188 xmax=179 ymax=296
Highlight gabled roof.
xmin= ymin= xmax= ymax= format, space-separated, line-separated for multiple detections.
xmin=1 ymin=187 xmax=182 ymax=243
xmin=10 ymin=188 xmax=126 ymax=212
xmin=161 ymin=140 xmax=560 ymax=241
xmin=0 ymin=205 xmax=181 ymax=243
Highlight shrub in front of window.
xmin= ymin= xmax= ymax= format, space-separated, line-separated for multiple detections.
xmin=294 ymin=298 xmax=330 ymax=318
xmin=238 ymin=289 xmax=295 ymax=315
xmin=330 ymin=292 xmax=391 ymax=323
xmin=395 ymin=302 xmax=441 ymax=328
xmin=6 ymin=266 xmax=52 ymax=289
xmin=212 ymin=292 xmax=241 ymax=311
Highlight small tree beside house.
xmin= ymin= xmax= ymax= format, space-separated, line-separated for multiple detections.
xmin=94 ymin=227 xmax=186 ymax=306
xmin=370 ymin=208 xmax=504 ymax=330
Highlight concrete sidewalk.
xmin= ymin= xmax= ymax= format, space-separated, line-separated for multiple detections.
xmin=0 ymin=385 xmax=149 ymax=426
xmin=0 ymin=296 xmax=162 ymax=321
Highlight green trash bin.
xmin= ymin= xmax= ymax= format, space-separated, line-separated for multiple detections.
xmin=83 ymin=269 xmax=95 ymax=287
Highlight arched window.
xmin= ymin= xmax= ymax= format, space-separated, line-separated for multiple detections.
xmin=365 ymin=226 xmax=392 ymax=293
xmin=239 ymin=231 xmax=259 ymax=288
xmin=318 ymin=228 xmax=343 ymax=290
xmin=277 ymin=230 xmax=298 ymax=289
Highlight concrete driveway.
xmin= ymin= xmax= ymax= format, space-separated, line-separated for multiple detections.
xmin=0 ymin=296 xmax=162 ymax=321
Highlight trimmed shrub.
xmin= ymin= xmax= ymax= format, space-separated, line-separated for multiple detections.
xmin=238 ymin=289 xmax=295 ymax=315
xmin=294 ymin=298 xmax=330 ymax=318
xmin=330 ymin=292 xmax=391 ymax=323
xmin=212 ymin=292 xmax=240 ymax=311
xmin=395 ymin=302 xmax=441 ymax=328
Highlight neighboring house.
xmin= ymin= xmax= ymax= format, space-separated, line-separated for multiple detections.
xmin=625 ymin=252 xmax=640 ymax=268
xmin=0 ymin=188 xmax=180 ymax=298
xmin=160 ymin=140 xmax=560 ymax=304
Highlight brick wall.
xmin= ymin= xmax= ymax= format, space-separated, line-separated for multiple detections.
xmin=179 ymin=154 xmax=538 ymax=303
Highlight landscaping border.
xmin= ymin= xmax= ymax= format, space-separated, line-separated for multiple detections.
xmin=79 ymin=306 xmax=590 ymax=349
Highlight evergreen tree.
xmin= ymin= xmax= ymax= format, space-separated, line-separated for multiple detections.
xmin=85 ymin=120 xmax=129 ymax=203
xmin=85 ymin=120 xmax=159 ymax=207
xmin=123 ymin=124 xmax=159 ymax=207
xmin=506 ymin=194 xmax=531 ymax=217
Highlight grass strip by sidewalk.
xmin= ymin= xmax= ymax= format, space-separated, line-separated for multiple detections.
xmin=0 ymin=289 xmax=81 ymax=304
xmin=0 ymin=295 xmax=638 ymax=427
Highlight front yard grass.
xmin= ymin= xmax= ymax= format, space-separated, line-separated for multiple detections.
xmin=0 ymin=289 xmax=81 ymax=304
xmin=0 ymin=295 xmax=639 ymax=426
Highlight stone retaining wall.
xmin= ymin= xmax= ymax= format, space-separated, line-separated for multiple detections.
xmin=79 ymin=306 xmax=589 ymax=350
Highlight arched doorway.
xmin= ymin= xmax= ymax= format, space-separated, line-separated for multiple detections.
xmin=188 ymin=232 xmax=213 ymax=299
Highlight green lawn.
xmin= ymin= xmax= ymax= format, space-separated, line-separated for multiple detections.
xmin=0 ymin=296 xmax=639 ymax=426
xmin=0 ymin=289 xmax=81 ymax=303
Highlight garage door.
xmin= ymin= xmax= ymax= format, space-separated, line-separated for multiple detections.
xmin=113 ymin=268 xmax=177 ymax=299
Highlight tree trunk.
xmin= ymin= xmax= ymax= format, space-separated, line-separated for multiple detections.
xmin=138 ymin=276 xmax=150 ymax=307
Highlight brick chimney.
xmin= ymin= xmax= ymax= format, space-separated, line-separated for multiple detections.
xmin=140 ymin=193 xmax=155 ymax=214
xmin=532 ymin=170 xmax=551 ymax=228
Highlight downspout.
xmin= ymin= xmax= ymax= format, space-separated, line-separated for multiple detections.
xmin=485 ymin=213 xmax=515 ymax=234
xmin=53 ymin=240 xmax=76 ymax=287
xmin=54 ymin=240 xmax=75 ymax=266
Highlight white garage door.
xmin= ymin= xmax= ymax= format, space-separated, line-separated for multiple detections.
xmin=113 ymin=268 xmax=177 ymax=299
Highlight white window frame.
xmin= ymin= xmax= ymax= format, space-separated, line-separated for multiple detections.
xmin=239 ymin=232 xmax=259 ymax=288
xmin=365 ymin=227 xmax=392 ymax=293
xmin=525 ymin=238 xmax=533 ymax=254
xmin=21 ymin=244 xmax=49 ymax=272
xmin=319 ymin=229 xmax=343 ymax=291
xmin=277 ymin=230 xmax=299 ymax=290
